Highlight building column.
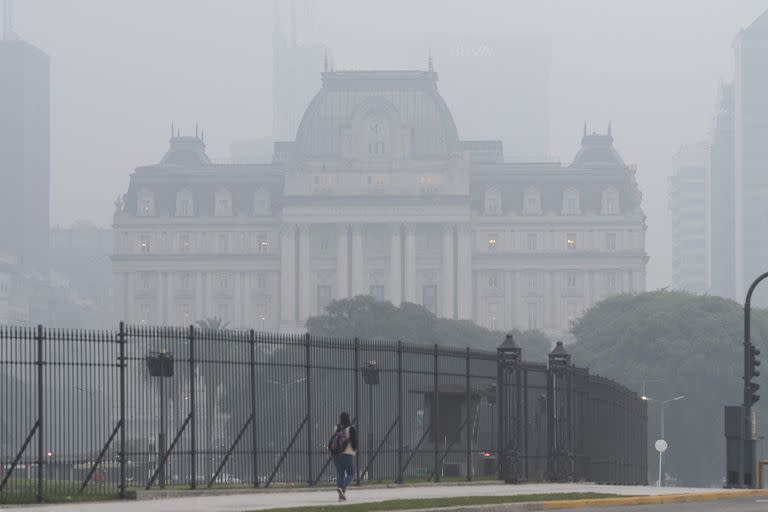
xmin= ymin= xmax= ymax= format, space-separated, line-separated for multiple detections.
xmin=196 ymin=271 xmax=204 ymax=322
xmin=389 ymin=224 xmax=402 ymax=306
xmin=160 ymin=272 xmax=168 ymax=325
xmin=298 ymin=225 xmax=312 ymax=323
xmin=123 ymin=273 xmax=132 ymax=323
xmin=584 ymin=270 xmax=593 ymax=310
xmin=336 ymin=224 xmax=350 ymax=299
xmin=504 ymin=271 xmax=513 ymax=330
xmin=351 ymin=224 xmax=365 ymax=296
xmin=234 ymin=271 xmax=243 ymax=328
xmin=404 ymin=224 xmax=417 ymax=303
xmin=457 ymin=224 xmax=473 ymax=320
xmin=441 ymin=224 xmax=455 ymax=319
xmin=280 ymin=225 xmax=297 ymax=326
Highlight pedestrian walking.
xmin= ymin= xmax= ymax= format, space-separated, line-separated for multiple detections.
xmin=328 ymin=411 xmax=357 ymax=501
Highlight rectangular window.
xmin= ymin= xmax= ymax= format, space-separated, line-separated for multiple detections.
xmin=140 ymin=272 xmax=151 ymax=290
xmin=423 ymin=285 xmax=438 ymax=315
xmin=141 ymin=199 xmax=152 ymax=216
xmin=567 ymin=233 xmax=577 ymax=250
xmin=317 ymin=285 xmax=332 ymax=313
xmin=488 ymin=302 xmax=499 ymax=329
xmin=608 ymin=274 xmax=617 ymax=291
xmin=180 ymin=234 xmax=191 ymax=254
xmin=255 ymin=272 xmax=268 ymax=289
xmin=320 ymin=238 xmax=329 ymax=252
xmin=606 ymin=233 xmax=617 ymax=251
xmin=527 ymin=302 xmax=538 ymax=329
xmin=257 ymin=233 xmax=269 ymax=253
xmin=178 ymin=199 xmax=191 ymax=217
xmin=488 ymin=273 xmax=498 ymax=288
xmin=527 ymin=233 xmax=537 ymax=251
xmin=218 ymin=234 xmax=229 ymax=253
xmin=488 ymin=234 xmax=498 ymax=250
xmin=139 ymin=235 xmax=151 ymax=253
xmin=369 ymin=285 xmax=385 ymax=301
xmin=566 ymin=198 xmax=577 ymax=215
xmin=180 ymin=272 xmax=192 ymax=289
xmin=218 ymin=272 xmax=230 ymax=290
xmin=178 ymin=303 xmax=192 ymax=325
xmin=217 ymin=303 xmax=230 ymax=322
xmin=528 ymin=273 xmax=537 ymax=293
xmin=140 ymin=303 xmax=152 ymax=324
xmin=567 ymin=302 xmax=578 ymax=325
xmin=567 ymin=273 xmax=577 ymax=288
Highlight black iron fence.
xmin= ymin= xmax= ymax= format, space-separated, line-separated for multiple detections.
xmin=0 ymin=324 xmax=646 ymax=503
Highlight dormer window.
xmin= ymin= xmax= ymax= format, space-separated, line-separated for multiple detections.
xmin=215 ymin=189 xmax=233 ymax=217
xmin=602 ymin=188 xmax=620 ymax=215
xmin=254 ymin=188 xmax=271 ymax=215
xmin=562 ymin=189 xmax=580 ymax=216
xmin=484 ymin=188 xmax=502 ymax=215
xmin=176 ymin=190 xmax=193 ymax=217
xmin=137 ymin=190 xmax=155 ymax=217
xmin=523 ymin=188 xmax=542 ymax=215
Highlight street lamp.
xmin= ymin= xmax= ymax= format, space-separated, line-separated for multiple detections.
xmin=145 ymin=351 xmax=174 ymax=489
xmin=361 ymin=360 xmax=380 ymax=481
xmin=642 ymin=395 xmax=684 ymax=486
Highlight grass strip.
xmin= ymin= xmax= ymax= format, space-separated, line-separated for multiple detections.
xmin=248 ymin=492 xmax=622 ymax=512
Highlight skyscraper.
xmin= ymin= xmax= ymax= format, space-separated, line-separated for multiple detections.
xmin=669 ymin=142 xmax=710 ymax=294
xmin=709 ymin=83 xmax=736 ymax=300
xmin=734 ymin=8 xmax=768 ymax=303
xmin=272 ymin=0 xmax=330 ymax=141
xmin=0 ymin=3 xmax=50 ymax=277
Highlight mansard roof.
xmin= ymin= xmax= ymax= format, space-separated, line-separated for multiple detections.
xmin=294 ymin=69 xmax=460 ymax=158
xmin=570 ymin=129 xmax=626 ymax=169
xmin=159 ymin=135 xmax=211 ymax=166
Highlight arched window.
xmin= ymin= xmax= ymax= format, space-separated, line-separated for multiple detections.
xmin=175 ymin=189 xmax=194 ymax=217
xmin=562 ymin=189 xmax=580 ymax=216
xmin=602 ymin=188 xmax=620 ymax=215
xmin=253 ymin=188 xmax=271 ymax=216
xmin=366 ymin=117 xmax=389 ymax=159
xmin=137 ymin=189 xmax=155 ymax=217
xmin=215 ymin=189 xmax=233 ymax=217
xmin=484 ymin=187 xmax=502 ymax=215
xmin=523 ymin=188 xmax=542 ymax=216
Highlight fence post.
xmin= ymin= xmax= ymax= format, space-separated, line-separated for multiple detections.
xmin=397 ymin=340 xmax=403 ymax=483
xmin=305 ymin=332 xmax=313 ymax=486
xmin=189 ymin=325 xmax=197 ymax=489
xmin=250 ymin=329 xmax=259 ymax=487
xmin=354 ymin=337 xmax=360 ymax=484
xmin=119 ymin=322 xmax=127 ymax=498
xmin=465 ymin=347 xmax=472 ymax=481
xmin=496 ymin=348 xmax=504 ymax=481
xmin=36 ymin=324 xmax=44 ymax=503
xmin=433 ymin=344 xmax=440 ymax=483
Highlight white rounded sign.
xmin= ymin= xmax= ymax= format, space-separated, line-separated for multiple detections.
xmin=655 ymin=439 xmax=668 ymax=453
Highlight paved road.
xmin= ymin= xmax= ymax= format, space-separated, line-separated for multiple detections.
xmin=0 ymin=483 xmax=716 ymax=512
xmin=573 ymin=497 xmax=768 ymax=511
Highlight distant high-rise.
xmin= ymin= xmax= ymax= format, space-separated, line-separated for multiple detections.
xmin=414 ymin=34 xmax=551 ymax=160
xmin=0 ymin=3 xmax=50 ymax=278
xmin=669 ymin=142 xmax=710 ymax=294
xmin=709 ymin=83 xmax=736 ymax=300
xmin=734 ymin=8 xmax=768 ymax=303
xmin=272 ymin=0 xmax=330 ymax=141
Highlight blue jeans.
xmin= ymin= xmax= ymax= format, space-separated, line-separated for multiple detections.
xmin=333 ymin=454 xmax=355 ymax=491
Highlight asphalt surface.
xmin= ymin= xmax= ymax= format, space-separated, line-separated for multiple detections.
xmin=571 ymin=497 xmax=768 ymax=511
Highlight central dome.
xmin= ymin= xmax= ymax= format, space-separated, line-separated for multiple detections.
xmin=294 ymin=70 xmax=460 ymax=159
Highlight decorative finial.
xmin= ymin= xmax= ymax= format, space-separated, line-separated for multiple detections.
xmin=201 ymin=128 xmax=205 ymax=144
xmin=177 ymin=128 xmax=180 ymax=137
xmin=583 ymin=121 xmax=586 ymax=137
xmin=324 ymin=49 xmax=328 ymax=73
xmin=195 ymin=122 xmax=199 ymax=138
xmin=608 ymin=120 xmax=612 ymax=137
xmin=171 ymin=121 xmax=175 ymax=139
xmin=428 ymin=49 xmax=433 ymax=72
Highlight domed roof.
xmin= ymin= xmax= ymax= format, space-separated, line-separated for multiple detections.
xmin=570 ymin=125 xmax=625 ymax=168
xmin=294 ymin=70 xmax=460 ymax=159
xmin=160 ymin=135 xmax=211 ymax=166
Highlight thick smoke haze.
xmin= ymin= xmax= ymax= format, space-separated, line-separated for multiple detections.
xmin=12 ymin=0 xmax=767 ymax=288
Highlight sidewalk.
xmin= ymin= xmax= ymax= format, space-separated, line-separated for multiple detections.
xmin=0 ymin=483 xmax=717 ymax=512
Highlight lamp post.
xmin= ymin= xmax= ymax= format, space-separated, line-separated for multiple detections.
xmin=361 ymin=360 xmax=380 ymax=481
xmin=145 ymin=351 xmax=174 ymax=489
xmin=642 ymin=395 xmax=684 ymax=486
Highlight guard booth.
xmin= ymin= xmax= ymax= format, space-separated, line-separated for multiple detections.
xmin=408 ymin=383 xmax=497 ymax=480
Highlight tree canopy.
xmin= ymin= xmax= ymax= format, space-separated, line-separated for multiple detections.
xmin=306 ymin=295 xmax=552 ymax=361
xmin=569 ymin=291 xmax=768 ymax=487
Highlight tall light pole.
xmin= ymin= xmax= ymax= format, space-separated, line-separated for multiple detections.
xmin=642 ymin=395 xmax=684 ymax=486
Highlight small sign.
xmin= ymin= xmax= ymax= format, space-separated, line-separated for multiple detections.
xmin=655 ymin=439 xmax=668 ymax=453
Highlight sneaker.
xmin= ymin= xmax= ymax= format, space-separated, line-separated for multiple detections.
xmin=337 ymin=487 xmax=346 ymax=501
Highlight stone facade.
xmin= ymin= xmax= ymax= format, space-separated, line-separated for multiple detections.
xmin=112 ymin=69 xmax=646 ymax=336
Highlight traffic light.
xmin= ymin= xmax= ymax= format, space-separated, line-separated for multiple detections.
xmin=749 ymin=344 xmax=761 ymax=405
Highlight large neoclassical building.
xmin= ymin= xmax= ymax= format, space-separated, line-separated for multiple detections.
xmin=112 ymin=69 xmax=647 ymax=336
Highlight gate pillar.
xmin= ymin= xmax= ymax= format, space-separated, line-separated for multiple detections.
xmin=497 ymin=333 xmax=523 ymax=483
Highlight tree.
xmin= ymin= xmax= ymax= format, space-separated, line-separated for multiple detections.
xmin=307 ymin=295 xmax=552 ymax=361
xmin=569 ymin=291 xmax=768 ymax=487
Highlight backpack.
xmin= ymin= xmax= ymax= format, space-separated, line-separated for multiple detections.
xmin=328 ymin=426 xmax=349 ymax=455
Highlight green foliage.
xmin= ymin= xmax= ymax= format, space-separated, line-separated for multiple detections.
xmin=195 ymin=316 xmax=230 ymax=331
xmin=307 ymin=295 xmax=552 ymax=361
xmin=569 ymin=290 xmax=768 ymax=487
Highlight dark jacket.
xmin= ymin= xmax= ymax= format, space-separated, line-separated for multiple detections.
xmin=335 ymin=423 xmax=358 ymax=452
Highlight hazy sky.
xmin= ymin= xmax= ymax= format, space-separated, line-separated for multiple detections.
xmin=11 ymin=0 xmax=768 ymax=288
